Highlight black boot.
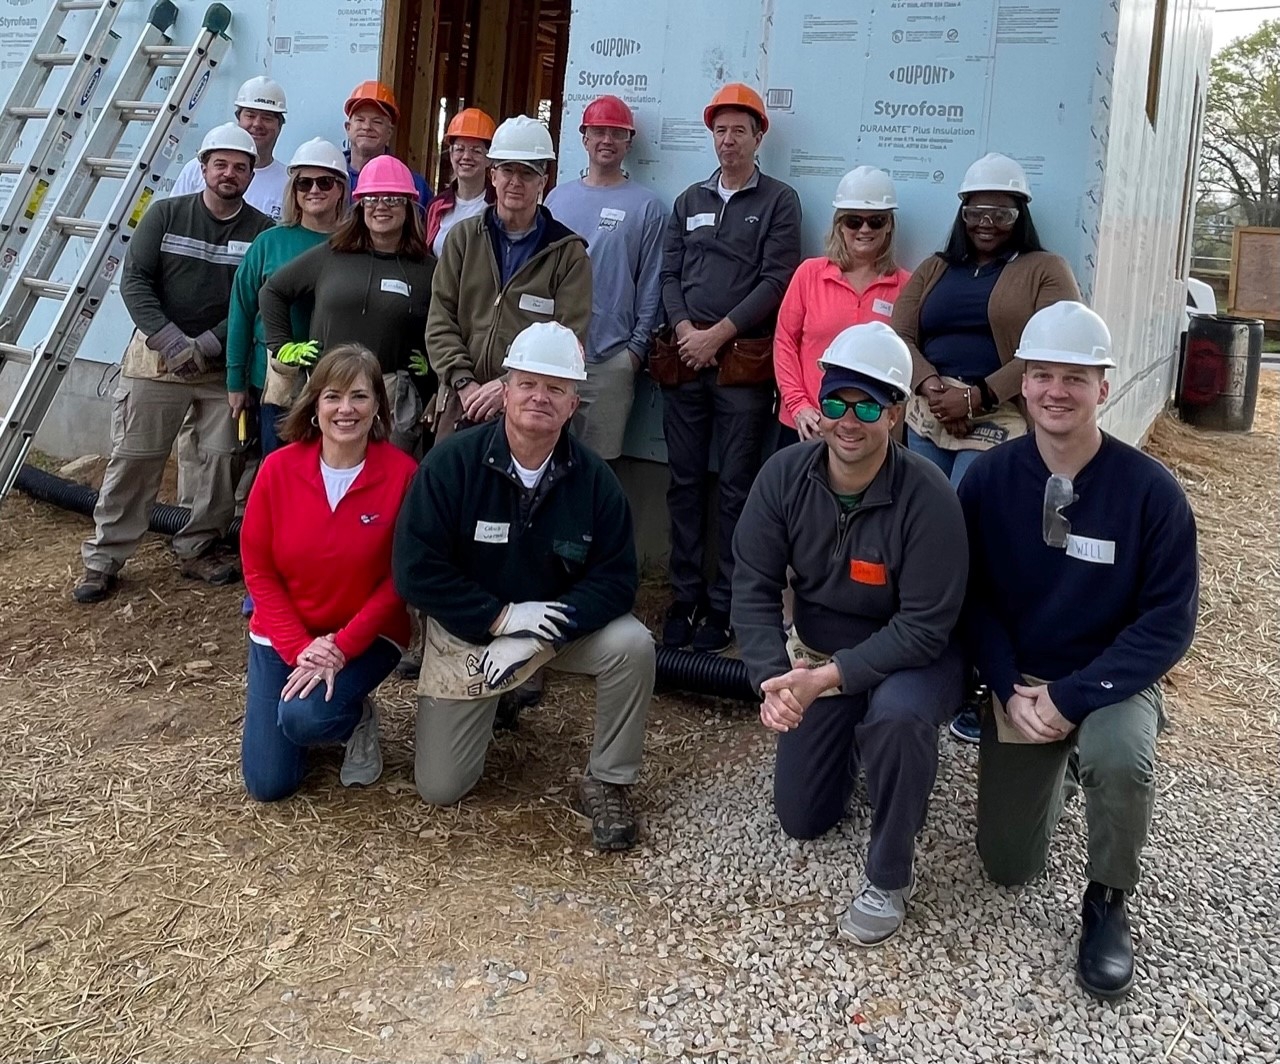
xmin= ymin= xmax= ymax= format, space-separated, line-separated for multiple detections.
xmin=1077 ymin=881 xmax=1135 ymax=1000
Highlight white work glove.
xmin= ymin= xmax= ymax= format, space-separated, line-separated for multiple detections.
xmin=480 ymin=636 xmax=546 ymax=688
xmin=493 ymin=600 xmax=576 ymax=641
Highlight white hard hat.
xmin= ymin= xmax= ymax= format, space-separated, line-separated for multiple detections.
xmin=502 ymin=322 xmax=587 ymax=381
xmin=833 ymin=166 xmax=897 ymax=210
xmin=198 ymin=122 xmax=257 ymax=162
xmin=288 ymin=137 xmax=347 ymax=176
xmin=1015 ymin=301 xmax=1115 ymax=368
xmin=488 ymin=115 xmax=556 ymax=165
xmin=235 ymin=75 xmax=287 ymax=115
xmin=817 ymin=321 xmax=913 ymax=404
xmin=957 ymin=152 xmax=1031 ymax=201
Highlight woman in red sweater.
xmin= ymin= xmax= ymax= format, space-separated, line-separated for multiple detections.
xmin=240 ymin=344 xmax=419 ymax=801
xmin=773 ymin=167 xmax=912 ymax=446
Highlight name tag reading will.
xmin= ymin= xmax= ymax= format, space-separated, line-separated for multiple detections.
xmin=1066 ymin=534 xmax=1115 ymax=564
xmin=474 ymin=521 xmax=510 ymax=544
xmin=381 ymin=278 xmax=410 ymax=297
xmin=518 ymin=293 xmax=555 ymax=315
xmin=686 ymin=212 xmax=716 ymax=231
xmin=872 ymin=298 xmax=895 ymax=316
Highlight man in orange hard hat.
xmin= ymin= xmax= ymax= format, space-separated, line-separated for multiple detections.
xmin=544 ymin=95 xmax=666 ymax=461
xmin=426 ymin=108 xmax=497 ymax=257
xmin=657 ymin=82 xmax=802 ymax=654
xmin=343 ymin=80 xmax=431 ymax=209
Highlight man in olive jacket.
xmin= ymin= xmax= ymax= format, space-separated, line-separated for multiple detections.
xmin=394 ymin=323 xmax=654 ymax=851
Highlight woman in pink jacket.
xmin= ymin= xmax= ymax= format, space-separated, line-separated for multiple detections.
xmin=773 ymin=167 xmax=911 ymax=445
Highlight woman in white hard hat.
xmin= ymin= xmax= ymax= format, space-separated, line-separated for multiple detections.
xmin=774 ymin=167 xmax=912 ymax=446
xmin=891 ymin=151 xmax=1080 ymax=744
xmin=227 ymin=139 xmax=350 ymax=455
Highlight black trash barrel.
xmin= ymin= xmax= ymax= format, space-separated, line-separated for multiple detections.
xmin=1177 ymin=315 xmax=1264 ymax=432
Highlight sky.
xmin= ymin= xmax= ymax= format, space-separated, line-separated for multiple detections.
xmin=1213 ymin=3 xmax=1278 ymax=52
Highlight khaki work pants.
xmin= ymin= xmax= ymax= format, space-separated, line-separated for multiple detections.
xmin=572 ymin=344 xmax=639 ymax=461
xmin=82 ymin=375 xmax=241 ymax=573
xmin=415 ymin=614 xmax=655 ymax=805
xmin=977 ymin=685 xmax=1165 ymax=892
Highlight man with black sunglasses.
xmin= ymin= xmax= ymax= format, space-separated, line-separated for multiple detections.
xmin=957 ymin=301 xmax=1198 ymax=1000
xmin=732 ymin=322 xmax=967 ymax=947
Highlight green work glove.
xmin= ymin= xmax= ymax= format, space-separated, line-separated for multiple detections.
xmin=276 ymin=340 xmax=320 ymax=367
xmin=408 ymin=351 xmax=431 ymax=377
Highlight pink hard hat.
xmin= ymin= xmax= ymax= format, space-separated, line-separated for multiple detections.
xmin=353 ymin=155 xmax=418 ymax=198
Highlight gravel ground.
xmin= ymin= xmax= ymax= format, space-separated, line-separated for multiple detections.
xmin=599 ymin=732 xmax=1278 ymax=1064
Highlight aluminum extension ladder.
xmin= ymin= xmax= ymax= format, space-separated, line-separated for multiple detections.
xmin=0 ymin=1 xmax=233 ymax=501
xmin=0 ymin=0 xmax=130 ymax=271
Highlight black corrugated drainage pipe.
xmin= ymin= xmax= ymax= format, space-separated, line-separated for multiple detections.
xmin=14 ymin=464 xmax=756 ymax=702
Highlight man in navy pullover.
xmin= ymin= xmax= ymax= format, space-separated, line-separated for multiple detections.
xmin=957 ymin=302 xmax=1198 ymax=1001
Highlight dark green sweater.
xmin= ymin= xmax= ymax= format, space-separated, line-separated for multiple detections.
xmin=259 ymin=242 xmax=435 ymax=374
xmin=392 ymin=419 xmax=639 ymax=646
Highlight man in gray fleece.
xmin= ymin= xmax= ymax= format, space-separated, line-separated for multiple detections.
xmin=731 ymin=322 xmax=967 ymax=947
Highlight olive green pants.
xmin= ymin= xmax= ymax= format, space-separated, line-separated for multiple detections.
xmin=977 ymin=685 xmax=1164 ymax=892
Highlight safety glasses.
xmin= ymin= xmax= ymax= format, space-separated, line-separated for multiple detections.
xmin=962 ymin=205 xmax=1019 ymax=229
xmin=295 ymin=175 xmax=339 ymax=193
xmin=360 ymin=194 xmax=410 ymax=208
xmin=838 ymin=213 xmax=890 ymax=232
xmin=819 ymin=396 xmax=885 ymax=422
xmin=1042 ymin=473 xmax=1077 ymax=547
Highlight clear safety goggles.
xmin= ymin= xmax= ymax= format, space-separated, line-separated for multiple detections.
xmin=961 ymin=204 xmax=1019 ymax=229
xmin=1042 ymin=473 xmax=1077 ymax=548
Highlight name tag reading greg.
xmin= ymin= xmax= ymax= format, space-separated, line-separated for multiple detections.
xmin=518 ymin=293 xmax=555 ymax=315
xmin=1066 ymin=534 xmax=1115 ymax=564
xmin=474 ymin=521 xmax=510 ymax=544
xmin=686 ymin=212 xmax=716 ymax=231
xmin=381 ymin=278 xmax=410 ymax=296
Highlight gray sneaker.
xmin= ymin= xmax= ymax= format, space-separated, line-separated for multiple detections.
xmin=340 ymin=698 xmax=383 ymax=787
xmin=837 ymin=872 xmax=915 ymax=947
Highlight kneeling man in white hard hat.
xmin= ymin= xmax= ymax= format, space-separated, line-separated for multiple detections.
xmin=957 ymin=301 xmax=1198 ymax=1000
xmin=393 ymin=322 xmax=654 ymax=850
xmin=732 ymin=321 xmax=967 ymax=946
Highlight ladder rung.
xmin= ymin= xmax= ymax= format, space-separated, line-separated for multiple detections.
xmin=0 ymin=163 xmax=22 ymax=176
xmin=35 ymin=53 xmax=78 ymax=68
xmin=143 ymin=45 xmax=189 ymax=59
xmin=52 ymin=215 xmax=103 ymax=238
xmin=85 ymin=156 xmax=133 ymax=178
xmin=7 ymin=107 xmax=51 ymax=121
xmin=58 ymin=0 xmax=108 ymax=9
xmin=113 ymin=101 xmax=162 ymax=120
xmin=21 ymin=278 xmax=71 ymax=300
xmin=0 ymin=342 xmax=36 ymax=365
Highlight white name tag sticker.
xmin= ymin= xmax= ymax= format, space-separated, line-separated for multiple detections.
xmin=474 ymin=520 xmax=510 ymax=544
xmin=872 ymin=298 xmax=895 ymax=316
xmin=600 ymin=207 xmax=626 ymax=222
xmin=381 ymin=278 xmax=410 ymax=297
xmin=227 ymin=240 xmax=252 ymax=257
xmin=518 ymin=293 xmax=555 ymax=315
xmin=1066 ymin=534 xmax=1115 ymax=564
xmin=686 ymin=212 xmax=716 ymax=231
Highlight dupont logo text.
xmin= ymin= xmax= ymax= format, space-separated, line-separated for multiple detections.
xmin=873 ymin=99 xmax=965 ymax=121
xmin=889 ymin=64 xmax=955 ymax=85
xmin=591 ymin=37 xmax=641 ymax=58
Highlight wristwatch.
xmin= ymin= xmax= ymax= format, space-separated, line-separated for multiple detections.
xmin=452 ymin=376 xmax=475 ymax=392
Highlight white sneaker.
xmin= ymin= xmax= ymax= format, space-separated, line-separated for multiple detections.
xmin=837 ymin=872 xmax=915 ymax=947
xmin=340 ymin=698 xmax=383 ymax=787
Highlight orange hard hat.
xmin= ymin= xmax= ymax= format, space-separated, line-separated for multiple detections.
xmin=344 ymin=81 xmax=399 ymax=123
xmin=445 ymin=107 xmax=497 ymax=143
xmin=580 ymin=94 xmax=635 ymax=133
xmin=703 ymin=82 xmax=768 ymax=134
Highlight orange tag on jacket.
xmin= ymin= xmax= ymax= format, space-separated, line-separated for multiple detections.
xmin=850 ymin=559 xmax=887 ymax=585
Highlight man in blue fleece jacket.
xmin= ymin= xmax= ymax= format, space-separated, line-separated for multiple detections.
xmin=957 ymin=302 xmax=1198 ymax=1001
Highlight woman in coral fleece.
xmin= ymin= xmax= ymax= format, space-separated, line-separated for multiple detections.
xmin=773 ymin=167 xmax=911 ymax=447
xmin=239 ymin=345 xmax=418 ymax=801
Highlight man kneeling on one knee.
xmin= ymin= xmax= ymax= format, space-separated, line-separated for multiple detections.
xmin=731 ymin=322 xmax=967 ymax=946
xmin=392 ymin=321 xmax=655 ymax=850
xmin=957 ymin=302 xmax=1198 ymax=1000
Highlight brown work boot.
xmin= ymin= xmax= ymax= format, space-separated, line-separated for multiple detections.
xmin=178 ymin=545 xmax=241 ymax=586
xmin=72 ymin=567 xmax=118 ymax=604
xmin=575 ymin=774 xmax=639 ymax=851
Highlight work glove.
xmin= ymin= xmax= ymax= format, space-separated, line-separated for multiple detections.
xmin=275 ymin=340 xmax=320 ymax=367
xmin=149 ymin=322 xmax=196 ymax=374
xmin=480 ymin=636 xmax=546 ymax=688
xmin=408 ymin=351 xmax=431 ymax=377
xmin=494 ymin=601 xmax=577 ymax=642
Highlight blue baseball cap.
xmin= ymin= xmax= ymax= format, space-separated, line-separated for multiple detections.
xmin=818 ymin=367 xmax=903 ymax=408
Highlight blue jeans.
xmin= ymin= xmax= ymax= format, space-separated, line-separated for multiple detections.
xmin=905 ymin=427 xmax=981 ymax=488
xmin=241 ymin=637 xmax=400 ymax=801
xmin=259 ymin=402 xmax=288 ymax=456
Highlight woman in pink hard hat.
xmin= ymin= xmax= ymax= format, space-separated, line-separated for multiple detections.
xmin=261 ymin=155 xmax=437 ymax=455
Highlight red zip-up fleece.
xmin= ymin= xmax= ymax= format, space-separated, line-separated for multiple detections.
xmin=242 ymin=438 xmax=419 ymax=666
